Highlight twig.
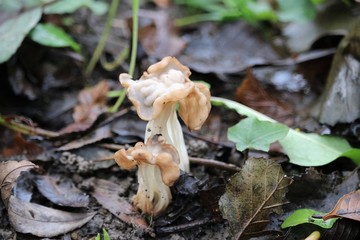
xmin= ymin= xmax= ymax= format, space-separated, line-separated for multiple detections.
xmin=189 ymin=156 xmax=241 ymax=172
xmin=0 ymin=116 xmax=59 ymax=138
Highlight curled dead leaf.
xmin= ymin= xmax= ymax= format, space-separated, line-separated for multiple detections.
xmin=0 ymin=160 xmax=37 ymax=206
xmin=7 ymin=196 xmax=96 ymax=237
xmin=323 ymin=190 xmax=360 ymax=221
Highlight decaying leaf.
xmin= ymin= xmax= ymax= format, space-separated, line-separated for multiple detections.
xmin=7 ymin=196 xmax=96 ymax=237
xmin=58 ymin=125 xmax=112 ymax=151
xmin=179 ymin=21 xmax=278 ymax=74
xmin=59 ymin=80 xmax=109 ymax=134
xmin=219 ymin=158 xmax=292 ymax=239
xmin=90 ymin=178 xmax=151 ymax=233
xmin=235 ymin=69 xmax=294 ymax=126
xmin=0 ymin=160 xmax=37 ymax=206
xmin=35 ymin=175 xmax=89 ymax=207
xmin=323 ymin=190 xmax=360 ymax=221
xmin=138 ymin=10 xmax=186 ymax=58
xmin=1 ymin=132 xmax=43 ymax=160
xmin=313 ymin=19 xmax=360 ymax=126
xmin=321 ymin=218 xmax=360 ymax=240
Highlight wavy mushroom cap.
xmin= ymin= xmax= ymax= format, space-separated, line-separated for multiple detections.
xmin=120 ymin=56 xmax=211 ymax=130
xmin=113 ymin=135 xmax=180 ymax=186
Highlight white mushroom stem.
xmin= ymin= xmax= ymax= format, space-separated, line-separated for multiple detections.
xmin=144 ymin=104 xmax=189 ymax=172
xmin=134 ymin=163 xmax=172 ymax=215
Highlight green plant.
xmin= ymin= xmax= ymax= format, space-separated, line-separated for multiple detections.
xmin=212 ymin=97 xmax=360 ymax=166
xmin=95 ymin=228 xmax=110 ymax=240
xmin=281 ymin=209 xmax=337 ymax=229
xmin=174 ymin=0 xmax=329 ymax=26
xmin=0 ymin=0 xmax=108 ymax=64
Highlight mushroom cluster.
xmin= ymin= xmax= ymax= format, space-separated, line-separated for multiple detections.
xmin=120 ymin=56 xmax=211 ymax=172
xmin=114 ymin=134 xmax=180 ymax=215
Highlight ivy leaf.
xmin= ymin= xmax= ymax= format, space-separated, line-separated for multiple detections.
xmin=219 ymin=158 xmax=292 ymax=239
xmin=0 ymin=8 xmax=42 ymax=64
xmin=228 ymin=117 xmax=288 ymax=152
xmin=282 ymin=209 xmax=337 ymax=229
xmin=29 ymin=23 xmax=80 ymax=52
xmin=211 ymin=97 xmax=360 ymax=166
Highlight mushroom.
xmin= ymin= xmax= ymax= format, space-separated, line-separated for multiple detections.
xmin=114 ymin=134 xmax=180 ymax=216
xmin=120 ymin=56 xmax=211 ymax=172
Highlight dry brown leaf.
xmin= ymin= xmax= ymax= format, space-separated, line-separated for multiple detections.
xmin=90 ymin=178 xmax=152 ymax=233
xmin=58 ymin=125 xmax=112 ymax=151
xmin=1 ymin=132 xmax=43 ymax=159
xmin=7 ymin=196 xmax=96 ymax=237
xmin=35 ymin=175 xmax=89 ymax=207
xmin=323 ymin=190 xmax=360 ymax=221
xmin=219 ymin=158 xmax=292 ymax=240
xmin=235 ymin=69 xmax=294 ymax=126
xmin=138 ymin=10 xmax=186 ymax=58
xmin=59 ymin=80 xmax=109 ymax=134
xmin=0 ymin=160 xmax=37 ymax=206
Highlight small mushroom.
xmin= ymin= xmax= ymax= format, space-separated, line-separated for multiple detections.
xmin=114 ymin=135 xmax=180 ymax=216
xmin=120 ymin=56 xmax=211 ymax=172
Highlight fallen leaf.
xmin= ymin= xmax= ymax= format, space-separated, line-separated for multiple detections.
xmin=219 ymin=158 xmax=292 ymax=239
xmin=90 ymin=178 xmax=151 ymax=232
xmin=323 ymin=190 xmax=360 ymax=221
xmin=58 ymin=125 xmax=112 ymax=151
xmin=321 ymin=218 xmax=360 ymax=240
xmin=7 ymin=196 xmax=96 ymax=237
xmin=179 ymin=21 xmax=278 ymax=74
xmin=235 ymin=69 xmax=294 ymax=125
xmin=138 ymin=10 xmax=186 ymax=58
xmin=1 ymin=132 xmax=43 ymax=160
xmin=34 ymin=175 xmax=89 ymax=207
xmin=59 ymin=80 xmax=109 ymax=134
xmin=313 ymin=19 xmax=360 ymax=125
xmin=0 ymin=160 xmax=37 ymax=206
xmin=228 ymin=116 xmax=289 ymax=152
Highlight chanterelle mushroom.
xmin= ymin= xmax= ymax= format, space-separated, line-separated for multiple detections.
xmin=114 ymin=135 xmax=180 ymax=216
xmin=120 ymin=56 xmax=211 ymax=172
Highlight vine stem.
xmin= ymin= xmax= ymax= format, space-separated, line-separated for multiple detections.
xmin=85 ymin=0 xmax=121 ymax=77
xmin=108 ymin=0 xmax=139 ymax=113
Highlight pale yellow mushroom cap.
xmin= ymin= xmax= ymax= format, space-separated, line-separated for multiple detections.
xmin=113 ymin=135 xmax=180 ymax=186
xmin=120 ymin=56 xmax=211 ymax=131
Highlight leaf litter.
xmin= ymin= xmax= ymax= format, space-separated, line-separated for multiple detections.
xmin=1 ymin=1 xmax=360 ymax=239
xmin=219 ymin=158 xmax=292 ymax=239
xmin=0 ymin=160 xmax=96 ymax=237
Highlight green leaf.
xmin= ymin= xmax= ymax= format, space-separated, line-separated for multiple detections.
xmin=228 ymin=117 xmax=288 ymax=152
xmin=277 ymin=0 xmax=316 ymax=23
xmin=85 ymin=0 xmax=109 ymax=15
xmin=279 ymin=131 xmax=352 ymax=166
xmin=0 ymin=8 xmax=42 ymax=64
xmin=44 ymin=0 xmax=108 ymax=15
xmin=44 ymin=0 xmax=87 ymax=14
xmin=95 ymin=233 xmax=100 ymax=240
xmin=103 ymin=228 xmax=110 ymax=240
xmin=219 ymin=158 xmax=292 ymax=238
xmin=282 ymin=209 xmax=338 ymax=229
xmin=341 ymin=149 xmax=360 ymax=164
xmin=211 ymin=97 xmax=360 ymax=166
xmin=29 ymin=23 xmax=80 ymax=52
